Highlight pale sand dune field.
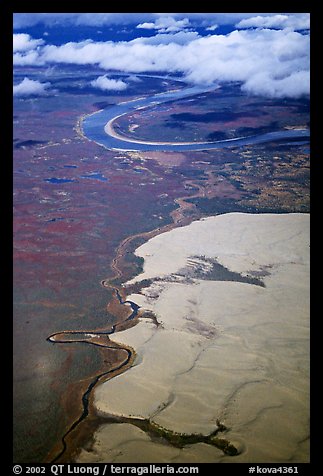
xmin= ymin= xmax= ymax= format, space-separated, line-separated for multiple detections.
xmin=77 ymin=213 xmax=310 ymax=463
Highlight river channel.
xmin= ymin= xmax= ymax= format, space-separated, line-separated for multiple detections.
xmin=47 ymin=287 xmax=140 ymax=462
xmin=82 ymin=78 xmax=309 ymax=152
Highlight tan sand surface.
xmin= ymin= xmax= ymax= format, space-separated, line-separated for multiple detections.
xmin=84 ymin=213 xmax=309 ymax=463
xmin=105 ymin=116 xmax=216 ymax=146
xmin=77 ymin=423 xmax=224 ymax=463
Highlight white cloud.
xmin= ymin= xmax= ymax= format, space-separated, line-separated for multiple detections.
xmin=236 ymin=13 xmax=310 ymax=31
xmin=12 ymin=25 xmax=310 ymax=99
xmin=241 ymin=70 xmax=309 ymax=98
xmin=13 ymin=50 xmax=44 ymax=66
xmin=206 ymin=24 xmax=219 ymax=31
xmin=90 ymin=75 xmax=128 ymax=91
xmin=13 ymin=33 xmax=44 ymax=52
xmin=127 ymin=75 xmax=142 ymax=82
xmin=136 ymin=22 xmax=155 ymax=30
xmin=132 ymin=30 xmax=200 ymax=45
xmin=137 ymin=16 xmax=190 ymax=33
xmin=13 ymin=77 xmax=51 ymax=97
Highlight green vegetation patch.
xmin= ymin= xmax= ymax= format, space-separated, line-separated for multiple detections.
xmin=148 ymin=420 xmax=239 ymax=455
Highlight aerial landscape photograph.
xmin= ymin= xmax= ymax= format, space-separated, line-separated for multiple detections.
xmin=13 ymin=12 xmax=310 ymax=468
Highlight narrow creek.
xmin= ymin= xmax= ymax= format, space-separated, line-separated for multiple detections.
xmin=47 ymin=287 xmax=141 ymax=463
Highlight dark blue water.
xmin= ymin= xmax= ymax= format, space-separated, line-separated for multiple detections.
xmin=115 ymin=289 xmax=140 ymax=321
xmin=45 ymin=174 xmax=108 ymax=183
xmin=83 ymin=82 xmax=310 ymax=152
xmin=45 ymin=177 xmax=76 ymax=184
xmin=14 ymin=23 xmax=238 ymax=46
xmin=47 ymin=217 xmax=64 ymax=223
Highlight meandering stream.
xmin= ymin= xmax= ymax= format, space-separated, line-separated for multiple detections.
xmin=47 ymin=286 xmax=141 ymax=462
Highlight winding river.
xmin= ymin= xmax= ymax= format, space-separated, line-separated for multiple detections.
xmin=47 ymin=287 xmax=142 ymax=463
xmin=82 ymin=78 xmax=309 ymax=152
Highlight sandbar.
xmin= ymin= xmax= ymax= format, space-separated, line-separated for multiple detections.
xmin=78 ymin=212 xmax=310 ymax=463
xmin=104 ymin=115 xmax=217 ymax=146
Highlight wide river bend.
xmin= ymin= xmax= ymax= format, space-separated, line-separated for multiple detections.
xmin=82 ymin=80 xmax=309 ymax=152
